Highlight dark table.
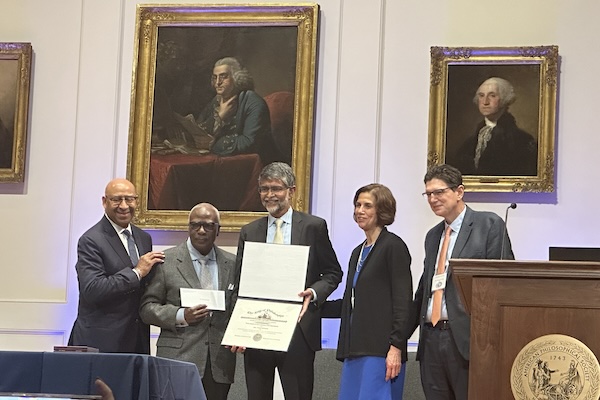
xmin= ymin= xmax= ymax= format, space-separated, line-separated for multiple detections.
xmin=0 ymin=351 xmax=206 ymax=400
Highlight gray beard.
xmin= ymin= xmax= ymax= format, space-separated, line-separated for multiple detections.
xmin=265 ymin=203 xmax=282 ymax=215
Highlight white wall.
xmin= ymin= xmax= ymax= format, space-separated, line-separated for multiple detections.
xmin=0 ymin=0 xmax=598 ymax=356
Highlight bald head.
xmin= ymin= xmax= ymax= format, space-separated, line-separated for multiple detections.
xmin=188 ymin=203 xmax=220 ymax=255
xmin=190 ymin=203 xmax=220 ymax=223
xmin=102 ymin=178 xmax=139 ymax=228
xmin=105 ymin=178 xmax=136 ymax=197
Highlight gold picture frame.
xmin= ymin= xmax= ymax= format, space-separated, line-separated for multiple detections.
xmin=127 ymin=4 xmax=319 ymax=230
xmin=427 ymin=46 xmax=558 ymax=192
xmin=0 ymin=42 xmax=32 ymax=183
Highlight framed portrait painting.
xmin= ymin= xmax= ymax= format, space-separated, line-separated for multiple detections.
xmin=0 ymin=42 xmax=32 ymax=183
xmin=427 ymin=46 xmax=558 ymax=192
xmin=127 ymin=4 xmax=319 ymax=230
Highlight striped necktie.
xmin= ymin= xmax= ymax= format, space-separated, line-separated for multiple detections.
xmin=122 ymin=230 xmax=139 ymax=266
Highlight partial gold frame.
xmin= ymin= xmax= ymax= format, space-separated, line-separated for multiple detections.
xmin=127 ymin=4 xmax=319 ymax=230
xmin=0 ymin=43 xmax=32 ymax=183
xmin=427 ymin=46 xmax=558 ymax=192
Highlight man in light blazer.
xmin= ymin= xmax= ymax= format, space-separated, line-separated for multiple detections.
xmin=69 ymin=178 xmax=165 ymax=353
xmin=233 ymin=162 xmax=343 ymax=400
xmin=140 ymin=203 xmax=238 ymax=400
xmin=412 ymin=164 xmax=514 ymax=399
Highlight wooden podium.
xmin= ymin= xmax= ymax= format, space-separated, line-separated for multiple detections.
xmin=451 ymin=259 xmax=600 ymax=399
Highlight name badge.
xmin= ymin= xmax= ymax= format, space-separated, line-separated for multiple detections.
xmin=431 ymin=272 xmax=447 ymax=292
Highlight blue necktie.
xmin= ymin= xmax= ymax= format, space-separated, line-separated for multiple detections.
xmin=123 ymin=230 xmax=139 ymax=266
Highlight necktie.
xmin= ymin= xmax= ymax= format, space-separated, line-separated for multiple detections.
xmin=431 ymin=225 xmax=452 ymax=326
xmin=199 ymin=259 xmax=213 ymax=290
xmin=273 ymin=219 xmax=284 ymax=244
xmin=122 ymin=230 xmax=139 ymax=266
xmin=474 ymin=125 xmax=493 ymax=169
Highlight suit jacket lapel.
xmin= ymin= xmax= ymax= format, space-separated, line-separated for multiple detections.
xmin=131 ymin=225 xmax=150 ymax=254
xmin=174 ymin=243 xmax=201 ymax=288
xmin=101 ymin=216 xmax=132 ymax=267
xmin=425 ymin=222 xmax=445 ymax=286
xmin=451 ymin=206 xmax=474 ymax=260
xmin=215 ymin=247 xmax=232 ymax=290
xmin=290 ymin=210 xmax=303 ymax=245
xmin=253 ymin=217 xmax=268 ymax=243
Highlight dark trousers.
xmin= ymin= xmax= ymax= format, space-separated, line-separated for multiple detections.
xmin=244 ymin=329 xmax=315 ymax=400
xmin=419 ymin=324 xmax=469 ymax=400
xmin=202 ymin=352 xmax=231 ymax=400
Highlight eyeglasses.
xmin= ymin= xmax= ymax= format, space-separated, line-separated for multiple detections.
xmin=107 ymin=196 xmax=138 ymax=205
xmin=189 ymin=221 xmax=219 ymax=232
xmin=258 ymin=185 xmax=288 ymax=194
xmin=422 ymin=187 xmax=455 ymax=199
xmin=211 ymin=73 xmax=231 ymax=84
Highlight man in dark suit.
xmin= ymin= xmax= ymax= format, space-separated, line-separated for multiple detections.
xmin=412 ymin=164 xmax=514 ymax=399
xmin=69 ymin=178 xmax=165 ymax=353
xmin=140 ymin=203 xmax=238 ymax=400
xmin=233 ymin=162 xmax=342 ymax=400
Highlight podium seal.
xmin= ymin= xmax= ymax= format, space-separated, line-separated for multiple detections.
xmin=511 ymin=334 xmax=600 ymax=400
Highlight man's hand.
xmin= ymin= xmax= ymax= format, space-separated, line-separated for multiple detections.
xmin=184 ymin=304 xmax=210 ymax=325
xmin=217 ymin=95 xmax=238 ymax=121
xmin=134 ymin=251 xmax=165 ymax=278
xmin=297 ymin=289 xmax=314 ymax=322
xmin=385 ymin=345 xmax=402 ymax=382
xmin=227 ymin=345 xmax=246 ymax=353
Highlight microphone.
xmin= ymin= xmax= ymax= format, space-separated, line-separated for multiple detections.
xmin=500 ymin=203 xmax=517 ymax=260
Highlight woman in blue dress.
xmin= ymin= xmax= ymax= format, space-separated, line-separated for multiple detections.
xmin=328 ymin=183 xmax=413 ymax=399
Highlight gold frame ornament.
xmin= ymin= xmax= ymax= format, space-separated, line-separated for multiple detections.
xmin=0 ymin=42 xmax=32 ymax=183
xmin=127 ymin=4 xmax=319 ymax=230
xmin=427 ymin=46 xmax=558 ymax=192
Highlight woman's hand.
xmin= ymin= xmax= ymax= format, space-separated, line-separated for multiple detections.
xmin=385 ymin=344 xmax=402 ymax=382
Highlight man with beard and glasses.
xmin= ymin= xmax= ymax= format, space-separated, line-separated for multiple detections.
xmin=230 ymin=162 xmax=343 ymax=400
xmin=69 ymin=178 xmax=165 ymax=353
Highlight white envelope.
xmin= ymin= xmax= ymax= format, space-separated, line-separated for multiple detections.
xmin=180 ymin=288 xmax=225 ymax=311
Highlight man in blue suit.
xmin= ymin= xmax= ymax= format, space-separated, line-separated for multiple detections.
xmin=412 ymin=164 xmax=514 ymax=399
xmin=69 ymin=178 xmax=165 ymax=353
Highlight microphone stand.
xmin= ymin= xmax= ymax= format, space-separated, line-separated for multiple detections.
xmin=500 ymin=203 xmax=517 ymax=260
